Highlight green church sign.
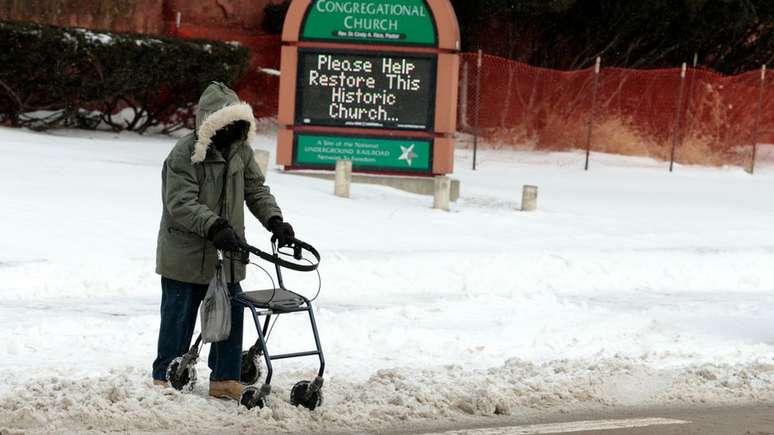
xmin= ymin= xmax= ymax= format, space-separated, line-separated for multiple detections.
xmin=301 ymin=0 xmax=437 ymax=46
xmin=277 ymin=0 xmax=459 ymax=175
xmin=295 ymin=133 xmax=432 ymax=172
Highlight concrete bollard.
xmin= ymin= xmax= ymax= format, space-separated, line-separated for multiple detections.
xmin=334 ymin=159 xmax=352 ymax=198
xmin=433 ymin=176 xmax=451 ymax=211
xmin=253 ymin=149 xmax=270 ymax=177
xmin=521 ymin=185 xmax=538 ymax=211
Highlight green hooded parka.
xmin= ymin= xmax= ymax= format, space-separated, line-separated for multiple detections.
xmin=155 ymin=82 xmax=282 ymax=284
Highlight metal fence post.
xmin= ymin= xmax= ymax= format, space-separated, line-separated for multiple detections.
xmin=669 ymin=63 xmax=687 ymax=172
xmin=585 ymin=57 xmax=601 ymax=171
xmin=750 ymin=65 xmax=767 ymax=174
xmin=473 ymin=49 xmax=483 ymax=171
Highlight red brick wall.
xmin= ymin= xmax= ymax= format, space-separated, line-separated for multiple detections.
xmin=0 ymin=0 xmax=164 ymax=33
xmin=0 ymin=0 xmax=281 ymax=35
xmin=163 ymin=1 xmax=284 ymax=117
xmin=167 ymin=0 xmax=275 ymax=34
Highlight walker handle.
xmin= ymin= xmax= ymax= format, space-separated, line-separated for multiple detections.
xmin=241 ymin=238 xmax=320 ymax=272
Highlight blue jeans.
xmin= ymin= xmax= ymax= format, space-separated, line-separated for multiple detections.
xmin=152 ymin=277 xmax=244 ymax=381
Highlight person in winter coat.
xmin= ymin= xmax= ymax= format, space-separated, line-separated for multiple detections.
xmin=151 ymin=82 xmax=295 ymax=400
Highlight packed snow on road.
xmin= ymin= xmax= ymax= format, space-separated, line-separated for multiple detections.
xmin=1 ymin=126 xmax=773 ymax=433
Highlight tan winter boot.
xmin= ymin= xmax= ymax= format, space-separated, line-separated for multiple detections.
xmin=153 ymin=379 xmax=169 ymax=388
xmin=209 ymin=380 xmax=244 ymax=400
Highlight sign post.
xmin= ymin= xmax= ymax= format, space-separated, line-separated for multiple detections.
xmin=276 ymin=0 xmax=460 ymax=176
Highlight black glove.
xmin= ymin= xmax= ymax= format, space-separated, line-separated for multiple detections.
xmin=208 ymin=219 xmax=241 ymax=252
xmin=268 ymin=216 xmax=295 ymax=247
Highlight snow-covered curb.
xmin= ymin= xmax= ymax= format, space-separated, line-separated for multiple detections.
xmin=3 ymin=359 xmax=774 ymax=434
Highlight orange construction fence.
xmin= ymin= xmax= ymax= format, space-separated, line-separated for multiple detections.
xmin=164 ymin=25 xmax=773 ymax=171
xmin=458 ymin=53 xmax=774 ymax=170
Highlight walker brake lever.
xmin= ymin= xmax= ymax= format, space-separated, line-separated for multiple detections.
xmin=272 ymin=234 xmax=301 ymax=259
xmin=273 ymin=236 xmax=303 ymax=260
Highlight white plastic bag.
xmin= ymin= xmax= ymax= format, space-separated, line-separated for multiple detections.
xmin=200 ymin=262 xmax=232 ymax=343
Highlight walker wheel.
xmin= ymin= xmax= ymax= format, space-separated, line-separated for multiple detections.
xmin=240 ymin=386 xmax=265 ymax=410
xmin=290 ymin=380 xmax=323 ymax=411
xmin=166 ymin=357 xmax=197 ymax=392
xmin=240 ymin=349 xmax=262 ymax=385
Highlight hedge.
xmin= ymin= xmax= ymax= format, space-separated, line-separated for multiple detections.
xmin=0 ymin=21 xmax=250 ymax=133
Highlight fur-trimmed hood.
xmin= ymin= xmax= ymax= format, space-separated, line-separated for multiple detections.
xmin=191 ymin=82 xmax=256 ymax=163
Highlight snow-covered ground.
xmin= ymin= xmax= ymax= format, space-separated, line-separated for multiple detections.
xmin=1 ymin=126 xmax=773 ymax=434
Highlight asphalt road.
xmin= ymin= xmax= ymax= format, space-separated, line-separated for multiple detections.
xmin=384 ymin=404 xmax=774 ymax=435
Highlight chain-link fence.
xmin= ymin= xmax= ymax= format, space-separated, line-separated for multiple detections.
xmin=459 ymin=52 xmax=773 ymax=172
